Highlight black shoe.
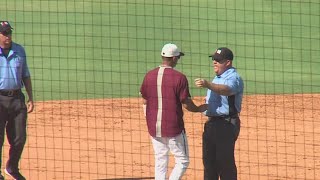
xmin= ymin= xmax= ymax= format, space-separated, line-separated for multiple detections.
xmin=4 ymin=168 xmax=26 ymax=180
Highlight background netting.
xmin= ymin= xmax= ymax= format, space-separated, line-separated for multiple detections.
xmin=1 ymin=0 xmax=319 ymax=179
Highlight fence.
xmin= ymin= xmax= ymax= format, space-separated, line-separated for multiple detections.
xmin=1 ymin=0 xmax=319 ymax=179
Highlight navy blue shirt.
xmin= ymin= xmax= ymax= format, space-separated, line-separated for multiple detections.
xmin=205 ymin=67 xmax=244 ymax=116
xmin=0 ymin=42 xmax=30 ymax=90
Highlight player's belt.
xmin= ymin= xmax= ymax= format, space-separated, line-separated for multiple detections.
xmin=0 ymin=89 xmax=21 ymax=97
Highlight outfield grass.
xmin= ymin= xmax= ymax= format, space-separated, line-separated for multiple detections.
xmin=1 ymin=0 xmax=319 ymax=100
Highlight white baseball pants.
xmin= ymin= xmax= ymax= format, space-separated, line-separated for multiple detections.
xmin=151 ymin=131 xmax=190 ymax=180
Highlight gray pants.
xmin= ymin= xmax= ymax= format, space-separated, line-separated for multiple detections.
xmin=0 ymin=92 xmax=27 ymax=173
xmin=203 ymin=117 xmax=240 ymax=180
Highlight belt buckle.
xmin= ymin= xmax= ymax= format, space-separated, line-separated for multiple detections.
xmin=227 ymin=117 xmax=237 ymax=126
xmin=7 ymin=90 xmax=14 ymax=96
xmin=225 ymin=116 xmax=231 ymax=122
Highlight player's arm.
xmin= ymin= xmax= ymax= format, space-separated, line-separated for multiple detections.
xmin=182 ymin=97 xmax=207 ymax=112
xmin=142 ymin=99 xmax=147 ymax=116
xmin=140 ymin=77 xmax=147 ymax=116
xmin=140 ymin=94 xmax=147 ymax=116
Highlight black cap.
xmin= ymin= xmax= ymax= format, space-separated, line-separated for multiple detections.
xmin=209 ymin=47 xmax=233 ymax=61
xmin=0 ymin=21 xmax=13 ymax=34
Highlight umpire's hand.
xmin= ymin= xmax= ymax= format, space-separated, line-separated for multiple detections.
xmin=27 ymin=100 xmax=34 ymax=113
xmin=194 ymin=78 xmax=208 ymax=88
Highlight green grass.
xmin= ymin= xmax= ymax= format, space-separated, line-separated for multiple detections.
xmin=1 ymin=0 xmax=319 ymax=100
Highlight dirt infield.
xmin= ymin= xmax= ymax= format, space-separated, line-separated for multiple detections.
xmin=2 ymin=94 xmax=319 ymax=180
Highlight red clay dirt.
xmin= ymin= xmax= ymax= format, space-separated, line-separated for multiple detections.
xmin=2 ymin=94 xmax=319 ymax=180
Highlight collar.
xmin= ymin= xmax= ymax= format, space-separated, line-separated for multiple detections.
xmin=159 ymin=65 xmax=173 ymax=68
xmin=0 ymin=45 xmax=14 ymax=56
xmin=217 ymin=67 xmax=235 ymax=78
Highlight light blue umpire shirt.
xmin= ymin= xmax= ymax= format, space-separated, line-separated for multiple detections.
xmin=205 ymin=67 xmax=244 ymax=116
xmin=0 ymin=42 xmax=30 ymax=90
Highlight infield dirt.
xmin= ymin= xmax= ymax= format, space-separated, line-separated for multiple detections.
xmin=2 ymin=94 xmax=319 ymax=180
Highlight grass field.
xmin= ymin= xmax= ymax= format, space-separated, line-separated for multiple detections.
xmin=0 ymin=0 xmax=319 ymax=101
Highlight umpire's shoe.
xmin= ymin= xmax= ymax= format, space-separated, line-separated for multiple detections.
xmin=5 ymin=168 xmax=26 ymax=180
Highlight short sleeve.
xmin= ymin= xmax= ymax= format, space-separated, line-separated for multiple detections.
xmin=140 ymin=75 xmax=148 ymax=99
xmin=225 ymin=76 xmax=242 ymax=95
xmin=178 ymin=75 xmax=191 ymax=102
xmin=21 ymin=46 xmax=30 ymax=78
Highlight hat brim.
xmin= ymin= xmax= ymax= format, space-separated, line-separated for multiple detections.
xmin=208 ymin=55 xmax=225 ymax=62
xmin=0 ymin=27 xmax=13 ymax=34
xmin=179 ymin=52 xmax=185 ymax=56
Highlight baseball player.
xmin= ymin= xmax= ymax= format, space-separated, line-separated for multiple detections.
xmin=140 ymin=43 xmax=207 ymax=180
xmin=195 ymin=47 xmax=244 ymax=180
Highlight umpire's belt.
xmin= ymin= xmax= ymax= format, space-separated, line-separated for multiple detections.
xmin=0 ymin=89 xmax=21 ymax=97
xmin=208 ymin=115 xmax=238 ymax=126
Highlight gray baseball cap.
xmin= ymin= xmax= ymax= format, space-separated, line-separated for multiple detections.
xmin=161 ymin=43 xmax=185 ymax=57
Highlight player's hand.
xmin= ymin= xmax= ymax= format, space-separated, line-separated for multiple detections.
xmin=198 ymin=104 xmax=208 ymax=112
xmin=27 ymin=100 xmax=34 ymax=113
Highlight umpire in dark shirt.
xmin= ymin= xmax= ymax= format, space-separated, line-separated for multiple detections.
xmin=0 ymin=21 xmax=34 ymax=180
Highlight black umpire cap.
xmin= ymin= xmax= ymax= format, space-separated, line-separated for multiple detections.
xmin=209 ymin=47 xmax=234 ymax=61
xmin=0 ymin=21 xmax=13 ymax=35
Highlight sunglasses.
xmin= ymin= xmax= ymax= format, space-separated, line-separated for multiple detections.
xmin=212 ymin=58 xmax=228 ymax=63
xmin=1 ymin=30 xmax=12 ymax=36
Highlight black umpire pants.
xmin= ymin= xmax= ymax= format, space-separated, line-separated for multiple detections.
xmin=0 ymin=91 xmax=27 ymax=172
xmin=203 ymin=116 xmax=240 ymax=180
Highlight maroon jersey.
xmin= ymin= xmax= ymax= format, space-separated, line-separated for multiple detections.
xmin=140 ymin=66 xmax=191 ymax=137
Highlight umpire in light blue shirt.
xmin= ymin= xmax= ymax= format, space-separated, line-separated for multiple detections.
xmin=194 ymin=47 xmax=244 ymax=180
xmin=0 ymin=21 xmax=34 ymax=180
